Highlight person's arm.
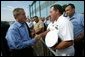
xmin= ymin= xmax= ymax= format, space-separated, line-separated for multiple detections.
xmin=74 ymin=31 xmax=84 ymax=43
xmin=23 ymin=38 xmax=37 ymax=46
xmin=33 ymin=30 xmax=50 ymax=39
xmin=6 ymin=29 xmax=26 ymax=49
xmin=38 ymin=23 xmax=50 ymax=38
xmin=74 ymin=14 xmax=84 ymax=43
xmin=55 ymin=40 xmax=73 ymax=50
xmin=39 ymin=30 xmax=50 ymax=38
xmin=54 ymin=20 xmax=74 ymax=50
xmin=6 ymin=29 xmax=37 ymax=49
xmin=23 ymin=28 xmax=44 ymax=46
xmin=33 ymin=23 xmax=50 ymax=39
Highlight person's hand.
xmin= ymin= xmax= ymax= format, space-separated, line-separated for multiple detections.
xmin=34 ymin=34 xmax=42 ymax=41
xmin=31 ymin=29 xmax=35 ymax=38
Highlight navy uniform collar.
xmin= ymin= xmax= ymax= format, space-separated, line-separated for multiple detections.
xmin=70 ymin=12 xmax=77 ymax=21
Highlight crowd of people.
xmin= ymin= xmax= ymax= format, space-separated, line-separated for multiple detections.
xmin=1 ymin=3 xmax=84 ymax=56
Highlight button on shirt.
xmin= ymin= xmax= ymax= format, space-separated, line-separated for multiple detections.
xmin=5 ymin=21 xmax=36 ymax=49
xmin=47 ymin=15 xmax=74 ymax=56
xmin=70 ymin=12 xmax=84 ymax=38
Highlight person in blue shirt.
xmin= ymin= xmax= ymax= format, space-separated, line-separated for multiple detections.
xmin=5 ymin=8 xmax=40 ymax=56
xmin=65 ymin=3 xmax=84 ymax=56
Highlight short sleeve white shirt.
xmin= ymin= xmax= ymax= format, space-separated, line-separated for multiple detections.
xmin=47 ymin=15 xmax=74 ymax=56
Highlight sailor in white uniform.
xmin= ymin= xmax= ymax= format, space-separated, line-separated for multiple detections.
xmin=47 ymin=4 xmax=74 ymax=56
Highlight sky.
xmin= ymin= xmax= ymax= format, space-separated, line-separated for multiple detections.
xmin=1 ymin=1 xmax=33 ymax=21
xmin=1 ymin=1 xmax=84 ymax=21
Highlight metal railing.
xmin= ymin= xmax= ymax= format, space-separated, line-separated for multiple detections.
xmin=32 ymin=38 xmax=56 ymax=56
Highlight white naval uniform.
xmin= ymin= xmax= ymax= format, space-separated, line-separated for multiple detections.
xmin=47 ymin=15 xmax=74 ymax=56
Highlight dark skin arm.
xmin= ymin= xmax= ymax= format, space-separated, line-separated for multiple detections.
xmin=55 ymin=40 xmax=74 ymax=50
xmin=74 ymin=31 xmax=84 ymax=43
xmin=31 ymin=26 xmax=49 ymax=38
xmin=39 ymin=30 xmax=50 ymax=38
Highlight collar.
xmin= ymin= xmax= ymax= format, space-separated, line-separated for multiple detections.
xmin=15 ymin=21 xmax=25 ymax=28
xmin=70 ymin=12 xmax=77 ymax=20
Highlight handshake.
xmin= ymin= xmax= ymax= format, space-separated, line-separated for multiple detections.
xmin=34 ymin=34 xmax=42 ymax=41
xmin=31 ymin=29 xmax=45 ymax=41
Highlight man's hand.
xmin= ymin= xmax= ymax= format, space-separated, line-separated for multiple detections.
xmin=34 ymin=34 xmax=42 ymax=41
xmin=30 ymin=29 xmax=36 ymax=38
xmin=34 ymin=30 xmax=50 ymax=41
xmin=74 ymin=31 xmax=84 ymax=43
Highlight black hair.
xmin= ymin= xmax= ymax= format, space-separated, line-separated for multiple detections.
xmin=50 ymin=4 xmax=63 ymax=14
xmin=62 ymin=4 xmax=68 ymax=12
xmin=67 ymin=3 xmax=75 ymax=9
xmin=33 ymin=16 xmax=38 ymax=19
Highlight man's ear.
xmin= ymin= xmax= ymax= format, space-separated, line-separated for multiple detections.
xmin=55 ymin=10 xmax=58 ymax=14
xmin=72 ymin=8 xmax=75 ymax=12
